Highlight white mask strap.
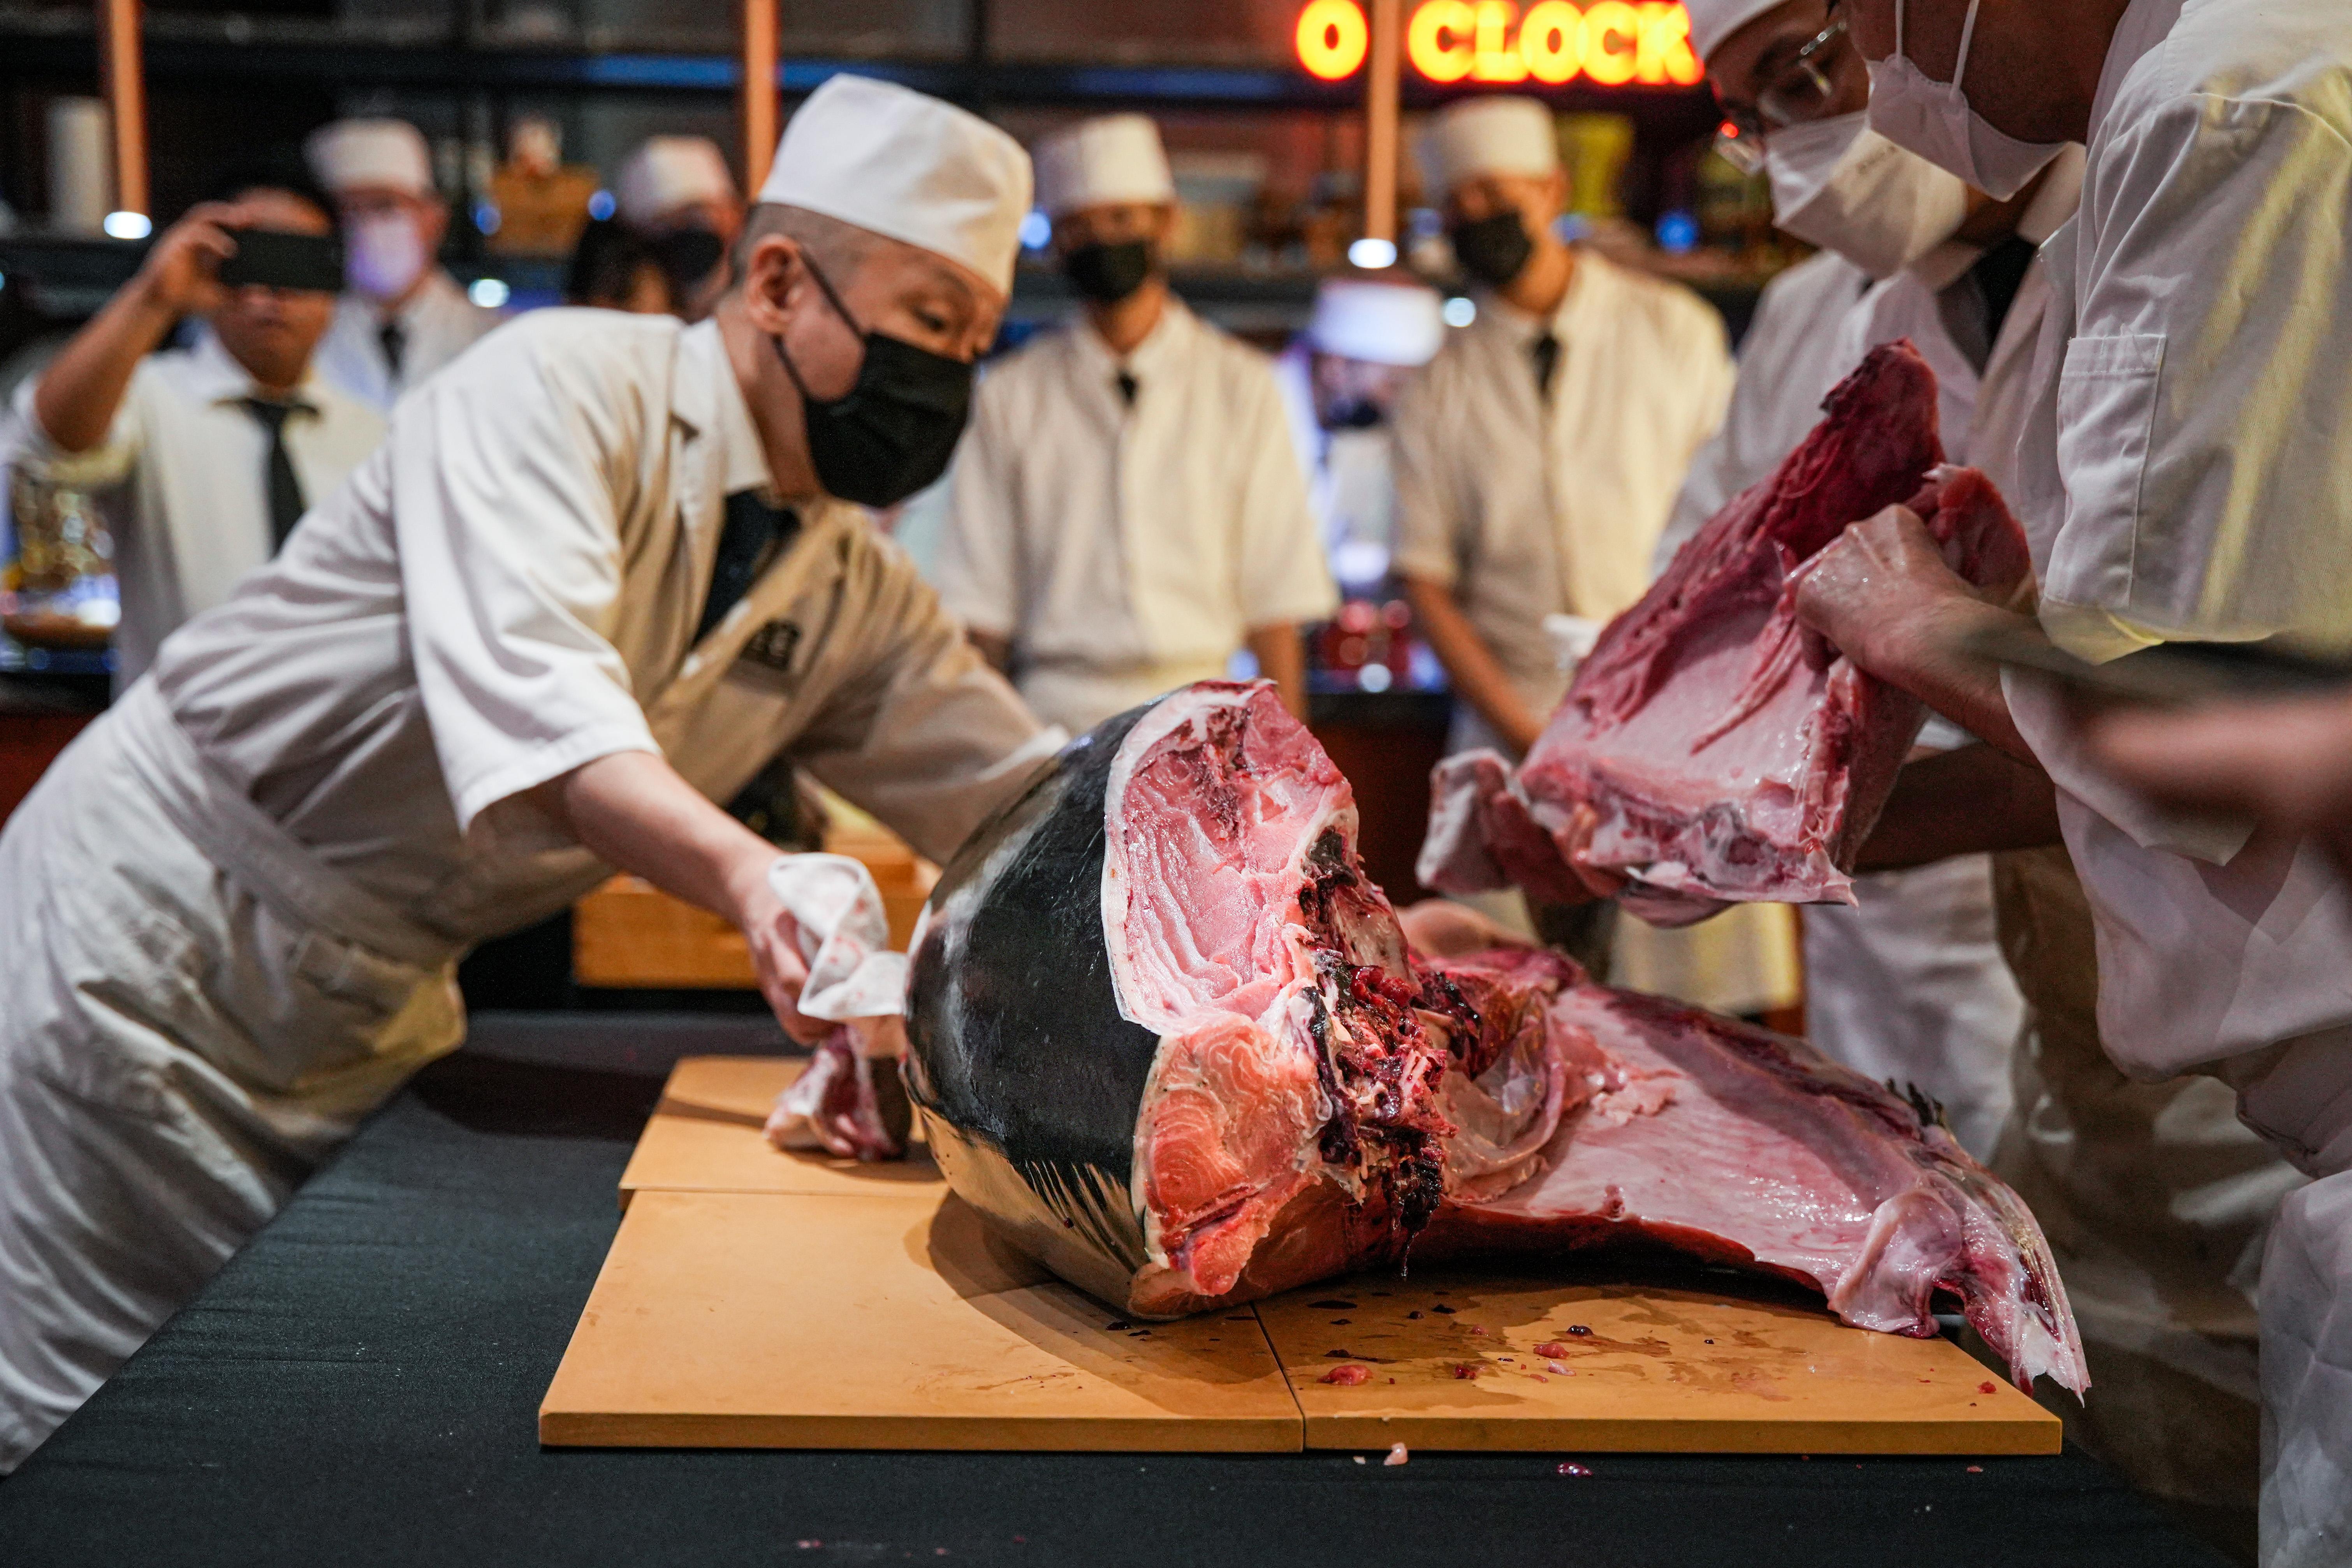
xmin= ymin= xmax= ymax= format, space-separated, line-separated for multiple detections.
xmin=1953 ymin=0 xmax=1984 ymax=90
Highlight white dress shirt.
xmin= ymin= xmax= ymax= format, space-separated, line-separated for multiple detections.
xmin=1393 ymin=250 xmax=1735 ymax=720
xmin=9 ymin=331 xmax=386 ymax=687
xmin=152 ymin=311 xmax=1052 ymax=940
xmin=935 ymin=298 xmax=1337 ymax=733
xmin=313 ymin=269 xmax=502 ymax=414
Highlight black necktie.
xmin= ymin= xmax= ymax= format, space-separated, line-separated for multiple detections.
xmin=1116 ymin=370 xmax=1140 ymax=408
xmin=1971 ymin=236 xmax=2040 ymax=349
xmin=378 ymin=319 xmax=408 ymax=384
xmin=698 ymin=490 xmax=799 ymax=643
xmin=1530 ymin=331 xmax=1561 ymax=399
xmin=240 ymin=398 xmax=308 ymax=551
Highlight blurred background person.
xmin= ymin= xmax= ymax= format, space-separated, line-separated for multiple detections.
xmin=1273 ymin=274 xmax=1443 ymax=599
xmin=8 ymin=160 xmax=382 ymax=689
xmin=614 ymin=134 xmax=744 ymax=322
xmin=934 ymin=113 xmax=1333 ymax=733
xmin=1392 ymin=94 xmax=1735 ymax=978
xmin=563 ymin=217 xmax=672 ymax=314
xmin=305 ymin=117 xmax=501 ymax=410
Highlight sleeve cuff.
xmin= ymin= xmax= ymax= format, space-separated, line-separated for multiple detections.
xmin=447 ymin=722 xmax=661 ymax=836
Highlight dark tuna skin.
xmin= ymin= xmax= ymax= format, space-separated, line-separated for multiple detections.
xmin=904 ymin=704 xmax=1159 ymax=1216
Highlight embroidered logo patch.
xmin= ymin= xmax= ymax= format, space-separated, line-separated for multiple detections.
xmin=739 ymin=619 xmax=802 ymax=672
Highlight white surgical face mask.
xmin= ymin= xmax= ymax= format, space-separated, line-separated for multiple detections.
xmin=1866 ymin=0 xmax=2066 ymax=200
xmin=345 ymin=211 xmax=428 ymax=302
xmin=1765 ymin=111 xmax=1971 ymax=278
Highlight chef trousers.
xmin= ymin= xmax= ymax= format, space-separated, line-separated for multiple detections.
xmin=0 ymin=682 xmax=463 ymax=1472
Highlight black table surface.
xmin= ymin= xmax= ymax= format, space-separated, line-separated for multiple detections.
xmin=0 ymin=1028 xmax=2232 ymax=1568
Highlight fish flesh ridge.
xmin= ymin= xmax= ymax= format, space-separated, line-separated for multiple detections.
xmin=1420 ymin=341 xmax=2034 ymax=926
xmin=904 ymin=681 xmax=2086 ymax=1394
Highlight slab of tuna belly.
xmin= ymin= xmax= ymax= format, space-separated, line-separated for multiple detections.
xmin=1426 ymin=341 xmax=2031 ymax=926
xmin=903 ymin=681 xmax=2086 ymax=1395
xmin=1416 ymin=969 xmax=2086 ymax=1394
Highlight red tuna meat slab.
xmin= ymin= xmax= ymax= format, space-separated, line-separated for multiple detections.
xmin=905 ymin=681 xmax=2086 ymax=1395
xmin=1422 ymin=341 xmax=2033 ymax=926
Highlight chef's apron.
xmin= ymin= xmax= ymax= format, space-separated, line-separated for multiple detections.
xmin=1990 ymin=846 xmax=2307 ymax=1547
xmin=1804 ymin=856 xmax=2021 ymax=1160
xmin=0 ymin=680 xmax=464 ymax=1471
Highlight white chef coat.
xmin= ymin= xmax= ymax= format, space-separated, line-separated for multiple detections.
xmin=1272 ymin=340 xmax=1401 ymax=581
xmin=7 ymin=331 xmax=385 ymax=688
xmin=1998 ymin=2 xmax=2352 ymax=1558
xmin=934 ymin=299 xmax=1337 ymax=734
xmin=1393 ymin=249 xmax=1734 ymax=721
xmin=313 ymin=269 xmax=502 ymax=414
xmin=0 ymin=309 xmax=1052 ymax=1471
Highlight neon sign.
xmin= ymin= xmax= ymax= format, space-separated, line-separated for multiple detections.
xmin=1296 ymin=0 xmax=1703 ymax=87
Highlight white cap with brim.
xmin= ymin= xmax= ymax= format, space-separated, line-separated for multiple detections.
xmin=757 ymin=75 xmax=1033 ymax=296
xmin=617 ymin=136 xmax=738 ymax=227
xmin=1034 ymin=114 xmax=1177 ymax=218
xmin=1684 ymin=0 xmax=1791 ymax=65
xmin=306 ymin=118 xmax=435 ymax=199
xmin=1418 ymin=98 xmax=1560 ymax=199
xmin=1309 ymin=279 xmax=1445 ymax=368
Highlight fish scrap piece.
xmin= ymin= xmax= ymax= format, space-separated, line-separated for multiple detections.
xmin=905 ymin=680 xmax=2086 ymax=1396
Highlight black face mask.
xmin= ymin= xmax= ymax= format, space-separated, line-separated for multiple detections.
xmin=651 ymin=227 xmax=728 ymax=300
xmin=1063 ymin=239 xmax=1155 ymax=304
xmin=1319 ymin=397 xmax=1384 ymax=431
xmin=769 ymin=257 xmax=973 ymax=510
xmin=1450 ymin=210 xmax=1536 ymax=288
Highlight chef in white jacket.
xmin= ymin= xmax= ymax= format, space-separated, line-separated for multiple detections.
xmin=934 ymin=114 xmax=1335 ymax=734
xmin=1687 ymin=4 xmax=2299 ymax=1542
xmin=1794 ymin=4 xmax=2352 ymax=1561
xmin=305 ymin=118 xmax=501 ymax=411
xmin=0 ymin=75 xmax=1057 ymax=1473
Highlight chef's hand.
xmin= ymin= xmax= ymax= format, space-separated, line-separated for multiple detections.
xmin=1792 ymin=505 xmax=1983 ymax=683
xmin=732 ymin=871 xmax=830 ymax=1045
xmin=130 ymin=202 xmax=246 ymax=319
xmin=2084 ymin=688 xmax=2352 ymax=878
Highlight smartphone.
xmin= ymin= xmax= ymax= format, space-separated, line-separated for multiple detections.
xmin=216 ymin=228 xmax=346 ymax=294
xmin=1965 ymin=622 xmax=2352 ymax=707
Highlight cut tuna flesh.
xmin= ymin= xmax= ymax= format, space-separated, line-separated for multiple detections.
xmin=904 ymin=681 xmax=2086 ymax=1394
xmin=1421 ymin=341 xmax=2034 ymax=926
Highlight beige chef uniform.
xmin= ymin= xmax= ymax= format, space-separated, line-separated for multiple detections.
xmin=0 ymin=81 xmax=1051 ymax=1473
xmin=934 ymin=116 xmax=1335 ymax=736
xmin=7 ymin=329 xmax=385 ymax=688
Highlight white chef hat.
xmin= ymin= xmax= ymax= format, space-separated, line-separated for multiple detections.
xmin=1033 ymin=114 xmax=1178 ymax=218
xmin=1418 ymin=97 xmax=1560 ymax=197
xmin=306 ymin=118 xmax=436 ymax=199
xmin=1682 ymin=0 xmax=1791 ymax=63
xmin=616 ymin=135 xmax=739 ymax=227
xmin=1309 ymin=278 xmax=1445 ymax=368
xmin=758 ymin=74 xmax=1033 ymax=294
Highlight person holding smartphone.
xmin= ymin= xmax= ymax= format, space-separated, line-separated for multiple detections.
xmin=9 ymin=160 xmax=385 ymax=688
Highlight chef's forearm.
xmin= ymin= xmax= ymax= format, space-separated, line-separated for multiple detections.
xmin=1246 ymin=622 xmax=1309 ymax=721
xmin=31 ymin=283 xmax=178 ymax=454
xmin=1402 ymin=576 xmax=1543 ymax=756
xmin=1866 ymin=598 xmax=2041 ymax=767
xmin=536 ymin=750 xmax=778 ymax=926
xmin=1853 ymin=743 xmax=2063 ymax=872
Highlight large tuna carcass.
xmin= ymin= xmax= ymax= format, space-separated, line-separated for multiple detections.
xmin=903 ymin=681 xmax=2087 ymax=1394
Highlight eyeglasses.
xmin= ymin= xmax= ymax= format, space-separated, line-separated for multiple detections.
xmin=1712 ymin=16 xmax=1854 ymax=176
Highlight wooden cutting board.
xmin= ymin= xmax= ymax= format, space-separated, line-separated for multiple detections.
xmin=551 ymin=1057 xmax=2063 ymax=1455
xmin=540 ymin=1190 xmax=1301 ymax=1452
xmin=1259 ymin=1269 xmax=2060 ymax=1455
xmin=616 ymin=1056 xmax=941 ymax=1210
